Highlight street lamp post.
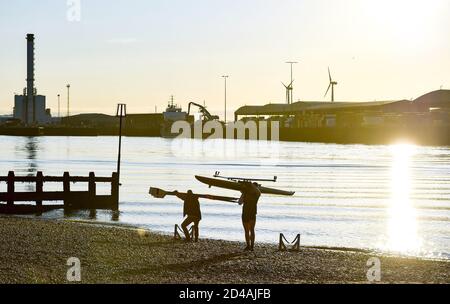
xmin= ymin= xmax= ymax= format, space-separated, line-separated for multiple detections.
xmin=222 ymin=75 xmax=229 ymax=123
xmin=66 ymin=84 xmax=71 ymax=117
xmin=286 ymin=61 xmax=298 ymax=104
xmin=57 ymin=94 xmax=61 ymax=118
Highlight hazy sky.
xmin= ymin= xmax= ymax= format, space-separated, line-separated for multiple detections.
xmin=0 ymin=0 xmax=449 ymax=116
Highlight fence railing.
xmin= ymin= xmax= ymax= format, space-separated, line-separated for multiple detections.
xmin=0 ymin=171 xmax=119 ymax=212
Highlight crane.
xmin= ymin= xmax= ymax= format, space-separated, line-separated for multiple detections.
xmin=187 ymin=102 xmax=219 ymax=121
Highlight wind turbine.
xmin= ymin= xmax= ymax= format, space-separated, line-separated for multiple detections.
xmin=282 ymin=80 xmax=294 ymax=104
xmin=324 ymin=67 xmax=338 ymax=102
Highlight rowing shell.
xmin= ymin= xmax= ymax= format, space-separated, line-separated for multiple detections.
xmin=195 ymin=176 xmax=295 ymax=196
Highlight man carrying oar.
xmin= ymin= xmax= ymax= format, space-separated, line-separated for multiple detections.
xmin=174 ymin=190 xmax=201 ymax=242
xmin=150 ymin=187 xmax=238 ymax=242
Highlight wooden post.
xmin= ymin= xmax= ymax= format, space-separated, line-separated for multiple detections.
xmin=116 ymin=104 xmax=127 ymax=185
xmin=89 ymin=172 xmax=97 ymax=211
xmin=36 ymin=171 xmax=43 ymax=207
xmin=111 ymin=172 xmax=119 ymax=211
xmin=88 ymin=172 xmax=96 ymax=204
xmin=63 ymin=172 xmax=70 ymax=207
xmin=7 ymin=171 xmax=15 ymax=206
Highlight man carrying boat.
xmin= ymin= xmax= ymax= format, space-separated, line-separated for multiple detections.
xmin=194 ymin=173 xmax=294 ymax=251
xmin=239 ymin=182 xmax=261 ymax=251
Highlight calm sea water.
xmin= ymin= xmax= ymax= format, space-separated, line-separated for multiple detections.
xmin=0 ymin=136 xmax=449 ymax=260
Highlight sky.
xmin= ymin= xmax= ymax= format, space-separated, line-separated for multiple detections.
xmin=0 ymin=0 xmax=449 ymax=117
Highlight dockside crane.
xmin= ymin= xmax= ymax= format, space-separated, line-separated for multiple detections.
xmin=188 ymin=102 xmax=220 ymax=121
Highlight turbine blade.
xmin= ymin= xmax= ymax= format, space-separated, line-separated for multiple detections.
xmin=328 ymin=67 xmax=332 ymax=82
xmin=289 ymin=79 xmax=294 ymax=88
xmin=324 ymin=83 xmax=331 ymax=97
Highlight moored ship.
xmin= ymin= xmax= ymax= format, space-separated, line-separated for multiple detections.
xmin=161 ymin=96 xmax=188 ymax=138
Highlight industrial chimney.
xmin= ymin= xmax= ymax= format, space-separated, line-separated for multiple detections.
xmin=26 ymin=33 xmax=35 ymax=124
xmin=13 ymin=33 xmax=49 ymax=125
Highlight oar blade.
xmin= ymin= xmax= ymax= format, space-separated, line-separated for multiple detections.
xmin=149 ymin=187 xmax=167 ymax=199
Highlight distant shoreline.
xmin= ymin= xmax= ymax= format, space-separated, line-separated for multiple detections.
xmin=1 ymin=125 xmax=450 ymax=147
xmin=0 ymin=216 xmax=448 ymax=284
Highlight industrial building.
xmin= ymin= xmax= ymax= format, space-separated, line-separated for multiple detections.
xmin=14 ymin=94 xmax=50 ymax=124
xmin=13 ymin=34 xmax=52 ymax=125
xmin=234 ymin=90 xmax=450 ymax=128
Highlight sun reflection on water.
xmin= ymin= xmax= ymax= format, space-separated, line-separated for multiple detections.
xmin=386 ymin=143 xmax=421 ymax=254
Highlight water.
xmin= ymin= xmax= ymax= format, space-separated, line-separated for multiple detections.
xmin=0 ymin=136 xmax=449 ymax=260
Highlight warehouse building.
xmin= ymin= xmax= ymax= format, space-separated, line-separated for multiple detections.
xmin=234 ymin=90 xmax=450 ymax=128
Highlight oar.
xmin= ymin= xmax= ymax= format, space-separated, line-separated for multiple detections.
xmin=149 ymin=187 xmax=176 ymax=198
xmin=149 ymin=187 xmax=239 ymax=203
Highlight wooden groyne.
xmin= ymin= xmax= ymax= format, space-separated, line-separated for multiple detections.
xmin=0 ymin=171 xmax=119 ymax=214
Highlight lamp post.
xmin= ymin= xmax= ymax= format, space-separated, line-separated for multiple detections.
xmin=286 ymin=61 xmax=298 ymax=104
xmin=222 ymin=75 xmax=229 ymax=122
xmin=57 ymin=94 xmax=60 ymax=118
xmin=66 ymin=84 xmax=70 ymax=117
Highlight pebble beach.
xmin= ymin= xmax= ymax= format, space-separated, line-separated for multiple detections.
xmin=0 ymin=216 xmax=448 ymax=284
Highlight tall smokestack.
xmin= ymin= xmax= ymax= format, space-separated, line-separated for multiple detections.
xmin=26 ymin=33 xmax=35 ymax=124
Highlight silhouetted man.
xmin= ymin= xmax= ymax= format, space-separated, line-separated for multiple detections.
xmin=175 ymin=190 xmax=202 ymax=242
xmin=239 ymin=182 xmax=261 ymax=251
